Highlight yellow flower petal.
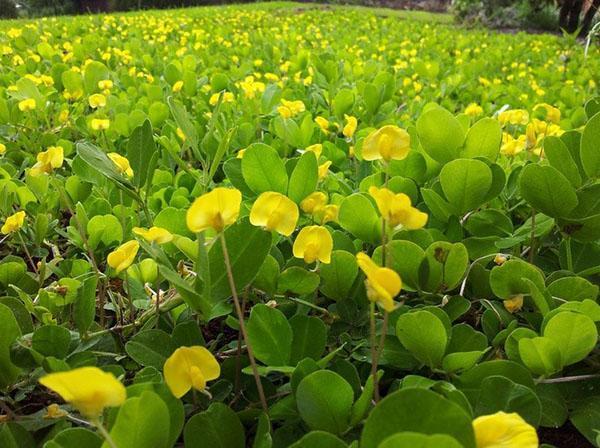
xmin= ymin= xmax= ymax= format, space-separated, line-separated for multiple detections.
xmin=293 ymin=225 xmax=333 ymax=264
xmin=163 ymin=346 xmax=220 ymax=398
xmin=250 ymin=191 xmax=299 ymax=236
xmin=133 ymin=226 xmax=173 ymax=244
xmin=107 ymin=240 xmax=139 ymax=274
xmin=186 ymin=187 xmax=242 ymax=233
xmin=362 ymin=125 xmax=410 ymax=161
xmin=473 ymin=411 xmax=538 ymax=448
xmin=1 ymin=210 xmax=26 ymax=234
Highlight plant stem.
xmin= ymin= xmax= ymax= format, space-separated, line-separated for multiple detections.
xmin=18 ymin=232 xmax=38 ymax=274
xmin=538 ymin=373 xmax=600 ymax=384
xmin=369 ymin=301 xmax=379 ymax=401
xmin=372 ymin=310 xmax=388 ymax=402
xmin=92 ymin=418 xmax=118 ymax=448
xmin=565 ymin=236 xmax=574 ymax=272
xmin=219 ymin=233 xmax=268 ymax=412
xmin=529 ymin=209 xmax=536 ymax=263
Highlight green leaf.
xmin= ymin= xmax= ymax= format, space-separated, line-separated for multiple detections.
xmin=290 ymin=315 xmax=327 ymax=364
xmin=296 ymin=370 xmax=354 ymax=435
xmin=32 ymin=325 xmax=71 ymax=359
xmin=319 ymin=250 xmax=359 ymax=300
xmin=416 ymin=106 xmax=466 ymax=164
xmin=183 ymin=402 xmax=245 ymax=448
xmin=288 ymin=152 xmax=318 ymax=203
xmin=86 ymin=214 xmax=123 ymax=250
xmin=125 ymin=329 xmax=176 ymax=370
xmin=543 ymin=311 xmax=598 ymax=366
xmin=442 ymin=351 xmax=485 ymax=373
xmin=544 ymin=136 xmax=582 ymax=188
xmin=489 ymin=258 xmax=545 ymax=300
xmin=373 ymin=241 xmax=424 ymax=290
xmin=360 ymin=389 xmax=475 ymax=448
xmin=73 ymin=275 xmax=97 ymax=334
xmin=518 ymin=337 xmax=562 ymax=376
xmin=338 ymin=193 xmax=381 ymax=244
xmin=519 ymin=164 xmax=578 ymax=218
xmin=126 ymin=120 xmax=158 ymax=189
xmin=440 ymin=158 xmax=493 ymax=214
xmin=44 ymin=428 xmax=102 ymax=448
xmin=396 ymin=310 xmax=448 ymax=368
xmin=580 ymin=112 xmax=600 ymax=178
xmin=246 ymin=304 xmax=293 ymax=366
xmin=420 ymin=241 xmax=469 ymax=292
xmin=277 ymin=267 xmax=320 ymax=295
xmin=461 ymin=117 xmax=501 ymax=160
xmin=0 ymin=303 xmax=21 ymax=388
xmin=379 ymin=432 xmax=463 ymax=448
xmin=288 ymin=431 xmax=347 ymax=448
xmin=242 ymin=143 xmax=288 ymax=194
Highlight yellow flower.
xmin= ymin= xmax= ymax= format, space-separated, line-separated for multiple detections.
xmin=43 ymin=404 xmax=68 ymax=419
xmin=236 ymin=148 xmax=246 ymax=159
xmin=534 ymin=103 xmax=560 ymax=123
xmin=30 ymin=146 xmax=64 ymax=176
xmin=500 ymin=133 xmax=526 ymax=157
xmin=494 ymin=254 xmax=508 ymax=265
xmin=315 ymin=116 xmax=329 ymax=133
xmin=305 ymin=143 xmax=322 ymax=159
xmin=465 ymin=103 xmax=483 ymax=117
xmin=107 ymin=240 xmax=139 ymax=274
xmin=18 ymin=98 xmax=37 ymax=112
xmin=300 ymin=191 xmax=328 ymax=214
xmin=176 ymin=127 xmax=186 ymax=141
xmin=108 ymin=152 xmax=133 ymax=178
xmin=1 ymin=211 xmax=26 ymax=234
xmin=498 ymin=109 xmax=529 ymax=126
xmin=186 ymin=187 xmax=241 ymax=233
xmin=39 ymin=367 xmax=126 ymax=418
xmin=90 ymin=118 xmax=110 ymax=131
xmin=342 ymin=115 xmax=358 ymax=138
xmin=163 ymin=346 xmax=220 ymax=398
xmin=503 ymin=294 xmax=524 ymax=313
xmin=172 ymin=80 xmax=184 ymax=93
xmin=318 ymin=161 xmax=332 ymax=179
xmin=250 ymin=192 xmax=299 ymax=236
xmin=314 ymin=204 xmax=339 ymax=224
xmin=88 ymin=93 xmax=106 ymax=109
xmin=362 ymin=125 xmax=410 ymax=162
xmin=356 ymin=252 xmax=401 ymax=312
xmin=369 ymin=186 xmax=428 ymax=230
xmin=209 ymin=91 xmax=234 ymax=106
xmin=473 ymin=412 xmax=538 ymax=448
xmin=133 ymin=226 xmax=173 ymax=244
xmin=0 ymin=143 xmax=5 ymax=155
xmin=277 ymin=99 xmax=305 ymax=118
xmin=98 ymin=79 xmax=113 ymax=90
xmin=293 ymin=225 xmax=333 ymax=264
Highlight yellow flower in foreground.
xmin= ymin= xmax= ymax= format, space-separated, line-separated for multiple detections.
xmin=473 ymin=412 xmax=538 ymax=448
xmin=318 ymin=161 xmax=332 ymax=179
xmin=498 ymin=109 xmax=529 ymax=126
xmin=107 ymin=240 xmax=139 ymax=274
xmin=534 ymin=103 xmax=560 ymax=124
xmin=18 ymin=98 xmax=36 ymax=112
xmin=465 ymin=103 xmax=483 ymax=117
xmin=356 ymin=252 xmax=401 ymax=312
xmin=108 ymin=152 xmax=133 ymax=178
xmin=314 ymin=204 xmax=339 ymax=225
xmin=304 ymin=143 xmax=323 ymax=159
xmin=187 ymin=187 xmax=241 ymax=233
xmin=293 ymin=225 xmax=333 ymax=264
xmin=301 ymin=191 xmax=328 ymax=214
xmin=250 ymin=192 xmax=299 ymax=236
xmin=172 ymin=80 xmax=184 ymax=93
xmin=39 ymin=367 xmax=126 ymax=418
xmin=315 ymin=116 xmax=329 ymax=133
xmin=1 ymin=211 xmax=26 ymax=234
xmin=164 ymin=346 xmax=220 ymax=398
xmin=369 ymin=186 xmax=428 ymax=230
xmin=90 ymin=118 xmax=110 ymax=131
xmin=30 ymin=146 xmax=64 ymax=176
xmin=343 ymin=115 xmax=358 ymax=138
xmin=362 ymin=125 xmax=410 ymax=162
xmin=503 ymin=294 xmax=524 ymax=313
xmin=209 ymin=91 xmax=234 ymax=106
xmin=133 ymin=226 xmax=173 ymax=244
xmin=500 ymin=133 xmax=526 ymax=157
xmin=88 ymin=93 xmax=106 ymax=109
xmin=277 ymin=99 xmax=305 ymax=118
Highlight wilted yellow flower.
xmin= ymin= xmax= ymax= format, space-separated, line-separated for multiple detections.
xmin=362 ymin=125 xmax=410 ymax=162
xmin=305 ymin=143 xmax=322 ymax=159
xmin=209 ymin=91 xmax=234 ymax=106
xmin=88 ymin=93 xmax=106 ymax=109
xmin=465 ymin=103 xmax=483 ymax=117
xmin=172 ymin=80 xmax=184 ymax=93
xmin=473 ymin=412 xmax=538 ymax=448
xmin=1 ymin=211 xmax=26 ymax=234
xmin=18 ymin=98 xmax=37 ymax=112
xmin=315 ymin=116 xmax=329 ymax=133
xmin=293 ymin=225 xmax=333 ymax=264
xmin=318 ymin=161 xmax=332 ymax=179
xmin=343 ymin=115 xmax=358 ymax=138
xmin=503 ymin=294 xmax=524 ymax=313
xmin=187 ymin=187 xmax=241 ymax=233
xmin=277 ymin=99 xmax=305 ymax=118
xmin=90 ymin=118 xmax=110 ymax=131
xmin=107 ymin=240 xmax=139 ymax=274
xmin=30 ymin=146 xmax=64 ymax=176
xmin=250 ymin=192 xmax=299 ymax=236
xmin=534 ymin=103 xmax=560 ymax=123
xmin=108 ymin=152 xmax=133 ymax=177
xmin=369 ymin=186 xmax=428 ymax=230
xmin=133 ymin=226 xmax=173 ymax=244
xmin=300 ymin=191 xmax=328 ymax=214
xmin=498 ymin=109 xmax=529 ymax=126
xmin=39 ymin=367 xmax=126 ymax=418
xmin=43 ymin=404 xmax=68 ymax=419
xmin=164 ymin=346 xmax=220 ymax=398
xmin=500 ymin=133 xmax=526 ymax=157
xmin=356 ymin=252 xmax=401 ymax=312
xmin=98 ymin=79 xmax=113 ymax=90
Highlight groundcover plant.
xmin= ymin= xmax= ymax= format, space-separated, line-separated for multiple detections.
xmin=1 ymin=2 xmax=600 ymax=447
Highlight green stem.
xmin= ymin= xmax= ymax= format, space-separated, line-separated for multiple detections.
xmin=565 ymin=236 xmax=574 ymax=272
xmin=92 ymin=418 xmax=118 ymax=448
xmin=369 ymin=302 xmax=379 ymax=400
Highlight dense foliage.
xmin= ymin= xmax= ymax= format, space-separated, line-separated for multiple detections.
xmin=1 ymin=3 xmax=600 ymax=447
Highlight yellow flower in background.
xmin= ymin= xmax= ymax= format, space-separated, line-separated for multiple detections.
xmin=1 ymin=211 xmax=26 ymax=234
xmin=90 ymin=118 xmax=110 ymax=131
xmin=473 ymin=412 xmax=538 ymax=448
xmin=164 ymin=346 xmax=220 ymax=398
xmin=176 ymin=127 xmax=186 ymax=141
xmin=498 ymin=109 xmax=529 ymax=126
xmin=315 ymin=116 xmax=329 ymax=133
xmin=30 ymin=146 xmax=64 ymax=176
xmin=534 ymin=103 xmax=560 ymax=123
xmin=304 ymin=143 xmax=322 ymax=159
xmin=133 ymin=226 xmax=173 ymax=244
xmin=369 ymin=186 xmax=428 ymax=230
xmin=293 ymin=225 xmax=333 ymax=264
xmin=314 ymin=204 xmax=339 ymax=224
xmin=98 ymin=79 xmax=113 ymax=90
xmin=500 ymin=133 xmax=527 ymax=157
xmin=318 ymin=161 xmax=332 ymax=179
xmin=250 ymin=191 xmax=299 ymax=236
xmin=107 ymin=240 xmax=140 ymax=274
xmin=88 ymin=93 xmax=106 ymax=108
xmin=0 ymin=143 xmax=6 ymax=155
xmin=362 ymin=125 xmax=410 ymax=162
xmin=172 ymin=80 xmax=184 ymax=93
xmin=277 ymin=99 xmax=305 ymax=118
xmin=356 ymin=252 xmax=401 ymax=312
xmin=300 ymin=191 xmax=328 ymax=214
xmin=43 ymin=404 xmax=68 ymax=419
xmin=236 ymin=148 xmax=246 ymax=159
xmin=108 ymin=152 xmax=134 ymax=177
xmin=18 ymin=98 xmax=37 ymax=112
xmin=187 ymin=187 xmax=241 ymax=233
xmin=343 ymin=115 xmax=358 ymax=138
xmin=504 ymin=294 xmax=524 ymax=313
xmin=209 ymin=91 xmax=234 ymax=106
xmin=465 ymin=103 xmax=483 ymax=117
xmin=39 ymin=367 xmax=126 ymax=418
